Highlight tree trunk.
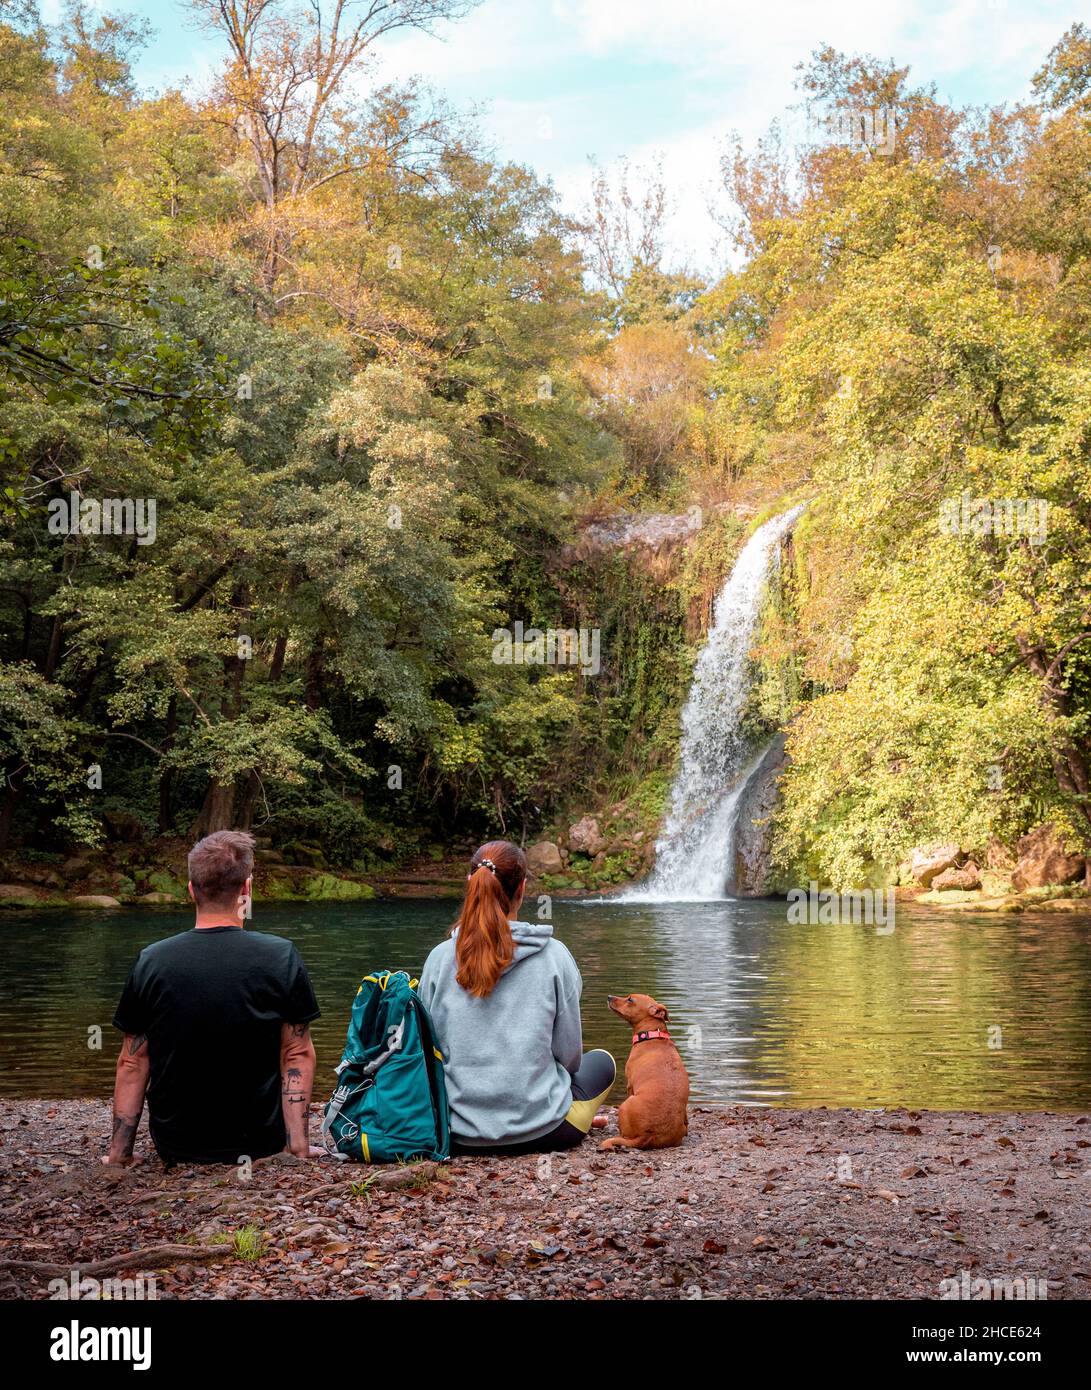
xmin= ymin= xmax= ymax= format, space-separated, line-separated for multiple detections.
xmin=157 ymin=697 xmax=178 ymax=835
xmin=236 ymin=771 xmax=262 ymax=830
xmin=0 ymin=773 xmax=21 ymax=853
xmin=305 ymin=639 xmax=324 ymax=711
xmin=194 ymin=778 xmax=237 ymax=837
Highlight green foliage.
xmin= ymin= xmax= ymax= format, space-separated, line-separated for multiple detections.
xmin=707 ymin=48 xmax=1091 ymax=884
xmin=0 ymin=8 xmax=610 ymax=860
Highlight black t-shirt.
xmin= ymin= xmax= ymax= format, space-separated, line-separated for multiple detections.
xmin=113 ymin=926 xmax=320 ymax=1165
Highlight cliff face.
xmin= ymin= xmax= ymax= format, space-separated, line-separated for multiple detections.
xmin=731 ymin=734 xmax=787 ymax=897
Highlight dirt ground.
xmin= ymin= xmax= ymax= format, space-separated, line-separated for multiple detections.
xmin=1 ymin=1100 xmax=1088 ymax=1301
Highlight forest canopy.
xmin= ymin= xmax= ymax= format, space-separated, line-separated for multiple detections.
xmin=2 ymin=1 xmax=1089 ymax=889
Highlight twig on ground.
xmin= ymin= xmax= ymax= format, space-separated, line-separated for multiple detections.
xmin=0 ymin=1243 xmax=229 ymax=1278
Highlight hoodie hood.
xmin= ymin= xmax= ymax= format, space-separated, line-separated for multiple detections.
xmin=507 ymin=920 xmax=554 ymax=964
xmin=448 ymin=919 xmax=554 ymax=970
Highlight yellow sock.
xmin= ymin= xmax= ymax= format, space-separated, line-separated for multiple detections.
xmin=564 ymin=1052 xmax=616 ymax=1134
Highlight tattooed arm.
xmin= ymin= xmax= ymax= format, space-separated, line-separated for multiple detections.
xmin=103 ymin=1034 xmax=150 ymax=1167
xmin=280 ymin=1021 xmax=316 ymax=1158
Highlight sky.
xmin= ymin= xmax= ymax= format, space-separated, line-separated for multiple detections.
xmin=40 ymin=0 xmax=1083 ymax=275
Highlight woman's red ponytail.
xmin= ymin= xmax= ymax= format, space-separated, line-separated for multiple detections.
xmin=452 ymin=840 xmax=527 ymax=997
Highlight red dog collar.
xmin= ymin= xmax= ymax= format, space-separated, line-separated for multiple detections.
xmin=633 ymin=1029 xmax=672 ymax=1044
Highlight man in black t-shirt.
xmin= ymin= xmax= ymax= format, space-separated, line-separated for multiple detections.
xmin=104 ymin=830 xmax=321 ymax=1166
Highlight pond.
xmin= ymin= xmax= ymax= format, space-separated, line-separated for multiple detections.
xmin=2 ymin=897 xmax=1090 ymax=1110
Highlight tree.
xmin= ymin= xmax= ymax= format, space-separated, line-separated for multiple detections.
xmin=188 ymin=0 xmax=476 ymax=288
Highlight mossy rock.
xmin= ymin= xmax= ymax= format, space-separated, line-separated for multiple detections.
xmin=0 ymin=884 xmax=42 ymax=907
xmin=917 ymin=889 xmax=984 ymax=905
xmin=145 ymin=870 xmax=186 ymax=899
xmin=259 ymin=873 xmax=303 ymax=901
xmin=284 ymin=842 xmax=328 ymax=870
xmin=920 ymin=891 xmax=1024 ymax=913
xmin=302 ymin=873 xmax=376 ymax=902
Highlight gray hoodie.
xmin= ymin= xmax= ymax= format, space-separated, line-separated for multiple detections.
xmin=417 ymin=921 xmax=583 ymax=1147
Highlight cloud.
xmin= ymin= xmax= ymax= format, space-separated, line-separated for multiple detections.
xmin=373 ymin=0 xmax=1075 ymax=270
xmin=126 ymin=0 xmax=1076 ymax=267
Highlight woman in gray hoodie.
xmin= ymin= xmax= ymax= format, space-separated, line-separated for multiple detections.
xmin=418 ymin=840 xmax=615 ymax=1155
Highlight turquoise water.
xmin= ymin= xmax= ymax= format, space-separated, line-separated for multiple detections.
xmin=2 ymin=896 xmax=1090 ymax=1109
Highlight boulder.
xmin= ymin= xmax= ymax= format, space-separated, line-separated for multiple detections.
xmin=86 ymin=869 xmax=135 ymax=896
xmin=526 ymin=841 xmax=563 ymax=876
xmin=301 ymin=872 xmax=375 ymax=901
xmin=931 ymin=864 xmax=982 ymax=892
xmin=71 ymin=895 xmax=122 ymax=908
xmin=985 ymin=838 xmax=1017 ymax=872
xmin=145 ymin=869 xmax=184 ymax=897
xmin=19 ymin=865 xmax=63 ymax=889
xmin=0 ymin=883 xmax=40 ymax=906
xmin=733 ymin=735 xmax=787 ymax=897
xmin=908 ymin=842 xmax=962 ymax=888
xmin=1011 ymin=824 xmax=1085 ymax=890
xmin=285 ymin=841 xmax=328 ymax=870
xmin=567 ymin=817 xmax=606 ymax=856
xmin=137 ymin=891 xmax=179 ymax=905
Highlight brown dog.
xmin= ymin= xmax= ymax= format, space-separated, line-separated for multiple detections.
xmin=600 ymin=993 xmax=689 ymax=1151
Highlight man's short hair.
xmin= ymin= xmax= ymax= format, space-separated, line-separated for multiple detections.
xmin=188 ymin=830 xmax=255 ymax=908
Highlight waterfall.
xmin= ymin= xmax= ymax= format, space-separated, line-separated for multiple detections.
xmin=625 ymin=504 xmax=805 ymax=903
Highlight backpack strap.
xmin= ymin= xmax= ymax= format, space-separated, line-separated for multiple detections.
xmin=321 ymin=1083 xmax=352 ymax=1160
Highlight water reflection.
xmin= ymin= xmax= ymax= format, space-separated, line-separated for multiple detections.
xmin=568 ymin=897 xmax=1091 ymax=1109
xmin=1 ymin=898 xmax=1089 ymax=1110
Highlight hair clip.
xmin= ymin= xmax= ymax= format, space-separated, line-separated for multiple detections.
xmin=472 ymin=857 xmax=497 ymax=876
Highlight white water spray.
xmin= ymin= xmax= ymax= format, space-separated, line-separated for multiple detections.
xmin=625 ymin=505 xmax=805 ymax=902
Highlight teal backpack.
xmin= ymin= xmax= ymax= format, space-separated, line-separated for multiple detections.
xmin=321 ymin=969 xmax=450 ymax=1163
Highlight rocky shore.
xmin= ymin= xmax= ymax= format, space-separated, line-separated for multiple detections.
xmin=2 ymin=1100 xmax=1087 ymax=1301
xmin=2 ymin=815 xmax=1089 ymax=912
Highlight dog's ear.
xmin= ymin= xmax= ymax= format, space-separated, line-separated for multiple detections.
xmin=650 ymin=1001 xmax=669 ymax=1021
